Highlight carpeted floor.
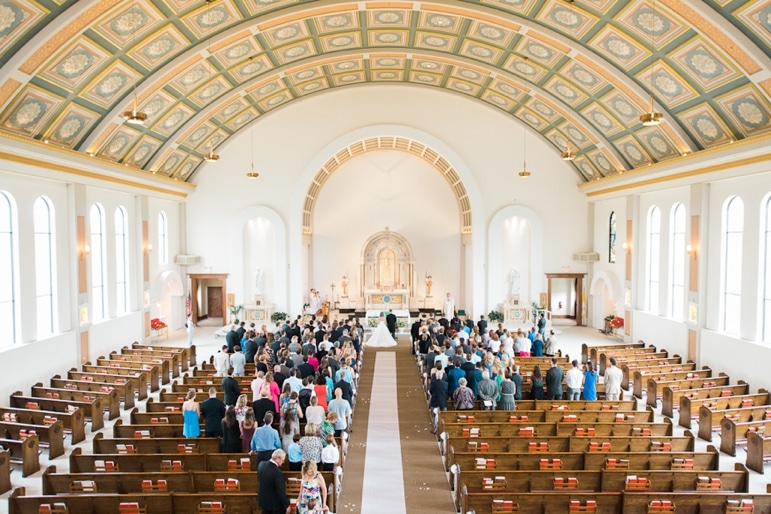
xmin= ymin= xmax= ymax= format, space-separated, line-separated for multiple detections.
xmin=337 ymin=337 xmax=456 ymax=513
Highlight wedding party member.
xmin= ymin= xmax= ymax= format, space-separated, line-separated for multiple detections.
xmin=386 ymin=310 xmax=397 ymax=339
xmin=258 ymin=449 xmax=291 ymax=514
xmin=366 ymin=312 xmax=398 ymax=348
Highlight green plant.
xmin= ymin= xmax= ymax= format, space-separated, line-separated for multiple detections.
xmin=488 ymin=310 xmax=503 ymax=322
xmin=271 ymin=311 xmax=287 ymax=323
xmin=229 ymin=304 xmax=243 ymax=323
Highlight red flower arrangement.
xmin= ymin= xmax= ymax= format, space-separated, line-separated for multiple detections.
xmin=608 ymin=316 xmax=624 ymax=329
xmin=150 ymin=318 xmax=167 ymax=330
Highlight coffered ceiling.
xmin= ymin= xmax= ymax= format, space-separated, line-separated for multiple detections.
xmin=0 ymin=0 xmax=768 ymax=182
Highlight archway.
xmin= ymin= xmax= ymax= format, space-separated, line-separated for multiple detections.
xmin=150 ymin=270 xmax=184 ymax=330
xmin=589 ymin=270 xmax=623 ymax=330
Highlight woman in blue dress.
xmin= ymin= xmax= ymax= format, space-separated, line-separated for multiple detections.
xmin=182 ymin=389 xmax=201 ymax=438
xmin=582 ymin=361 xmax=598 ymax=401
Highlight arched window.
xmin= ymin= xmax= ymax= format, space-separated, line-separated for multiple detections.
xmin=157 ymin=211 xmax=168 ymax=265
xmin=721 ymin=196 xmax=743 ymax=335
xmin=0 ymin=191 xmax=18 ymax=345
xmin=646 ymin=206 xmax=661 ymax=313
xmin=669 ymin=203 xmax=686 ymax=320
xmin=609 ymin=211 xmax=617 ymax=263
xmin=762 ymin=196 xmax=771 ymax=342
xmin=115 ymin=206 xmax=129 ymax=315
xmin=34 ymin=197 xmax=56 ymax=336
xmin=90 ymin=203 xmax=107 ymax=322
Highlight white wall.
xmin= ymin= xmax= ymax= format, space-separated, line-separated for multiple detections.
xmin=700 ymin=329 xmax=771 ymax=393
xmin=312 ymin=150 xmax=458 ymax=307
xmin=632 ymin=310 xmax=689 ymax=362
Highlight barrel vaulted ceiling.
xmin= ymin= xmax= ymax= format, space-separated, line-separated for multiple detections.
xmin=0 ymin=0 xmax=768 ymax=183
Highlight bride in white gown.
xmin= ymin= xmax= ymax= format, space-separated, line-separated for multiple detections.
xmin=365 ymin=313 xmax=398 ymax=348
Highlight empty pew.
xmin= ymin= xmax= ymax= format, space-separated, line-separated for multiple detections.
xmin=42 ymin=465 xmax=191 ymax=494
xmin=8 ymin=486 xmax=174 ymax=514
xmin=720 ymin=417 xmax=771 ymax=457
xmin=676 ymin=383 xmax=755 ymax=428
xmin=92 ymin=432 xmax=220 ymax=455
xmin=50 ymin=374 xmax=134 ymax=410
xmin=698 ymin=403 xmax=771 ymax=442
xmin=461 ymin=488 xmax=622 ymax=514
xmin=129 ymin=408 xmax=194 ymax=426
xmin=67 ymin=367 xmax=149 ymax=401
xmin=10 ymin=392 xmax=103 ymax=431
xmin=647 ymin=373 xmax=730 ymax=409
xmin=104 ymin=352 xmax=170 ymax=385
xmin=640 ymin=368 xmax=714 ymax=401
xmin=31 ymin=382 xmax=118 ymax=421
xmin=620 ymin=490 xmax=771 ymax=514
xmin=582 ymin=341 xmax=645 ymax=366
xmin=582 ymin=447 xmax=719 ymax=472
xmin=631 ymin=363 xmax=697 ymax=397
xmin=0 ymin=448 xmax=10 ymax=494
xmin=598 ymin=346 xmax=663 ymax=376
xmin=0 ymin=434 xmax=39 ymax=477
xmin=132 ymin=341 xmax=196 ymax=370
xmin=112 ymin=419 xmax=186 ymax=439
xmin=0 ymin=419 xmax=64 ymax=459
xmin=619 ymin=356 xmax=685 ymax=390
xmin=68 ymin=447 xmax=207 ymax=473
xmin=0 ymin=405 xmax=85 ymax=444
xmin=120 ymin=347 xmax=180 ymax=379
xmin=83 ymin=361 xmax=159 ymax=393
xmin=746 ymin=431 xmax=771 ymax=474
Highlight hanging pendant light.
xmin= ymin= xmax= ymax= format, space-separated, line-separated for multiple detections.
xmin=519 ymin=114 xmax=531 ymax=178
xmin=246 ymin=119 xmax=259 ymax=179
xmin=203 ymin=150 xmax=220 ymax=162
xmin=121 ymin=2 xmax=147 ymax=125
xmin=561 ymin=0 xmax=577 ymax=161
xmin=639 ymin=0 xmax=663 ymax=126
xmin=201 ymin=0 xmax=220 ymax=161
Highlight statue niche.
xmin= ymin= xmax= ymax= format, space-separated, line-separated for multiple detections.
xmin=359 ymin=228 xmax=415 ymax=310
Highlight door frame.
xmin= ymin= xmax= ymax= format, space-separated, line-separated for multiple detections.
xmin=545 ymin=273 xmax=587 ymax=326
xmin=189 ymin=273 xmax=229 ymax=325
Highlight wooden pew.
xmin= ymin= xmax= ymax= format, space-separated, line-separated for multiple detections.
xmin=120 ymin=347 xmax=180 ymax=379
xmin=67 ymin=367 xmax=149 ymax=401
xmin=443 ymin=398 xmax=637 ymax=413
xmin=638 ymin=368 xmax=714 ymax=400
xmin=441 ymin=410 xmax=650 ymax=436
xmin=746 ymin=431 xmax=771 ymax=474
xmin=171 ymin=379 xmax=252 ymax=398
xmin=582 ymin=446 xmax=719 ymax=471
xmin=144 ymin=398 xmax=186 ymax=413
xmin=8 ymin=486 xmax=174 ymax=514
xmin=699 ymin=403 xmax=771 ymax=442
xmin=113 ymin=419 xmax=186 ymax=439
xmin=0 ymin=448 xmax=11 ymax=494
xmin=630 ymin=363 xmax=697 ymax=397
xmin=619 ymin=356 xmax=685 ymax=390
xmin=720 ymin=417 xmax=771 ymax=456
xmin=10 ymin=392 xmax=103 ymax=431
xmin=442 ymin=418 xmax=672 ymax=441
xmin=0 ymin=434 xmax=39 ymax=477
xmin=0 ymin=405 xmax=85 ymax=444
xmin=129 ymin=409 xmax=189 ymax=425
xmin=601 ymin=351 xmax=672 ymax=381
xmin=68 ymin=447 xmax=207 ymax=473
xmin=92 ymin=432 xmax=220 ymax=455
xmin=620 ymin=490 xmax=771 ymax=514
xmin=159 ymin=388 xmax=226 ymax=404
xmin=42 ymin=465 xmax=191 ymax=494
xmin=0 ymin=419 xmax=64 ymax=459
xmin=597 ymin=346 xmax=662 ymax=376
xmin=132 ymin=341 xmax=196 ymax=371
xmin=31 ymin=382 xmax=118 ymax=421
xmin=461 ymin=488 xmax=622 ymax=514
xmin=83 ymin=361 xmax=159 ymax=393
xmin=647 ymin=373 xmax=730 ymax=409
xmin=676 ymin=383 xmax=755 ymax=428
xmin=50 ymin=374 xmax=134 ymax=410
xmin=105 ymin=352 xmax=170 ymax=385
xmin=582 ymin=341 xmax=645 ymax=365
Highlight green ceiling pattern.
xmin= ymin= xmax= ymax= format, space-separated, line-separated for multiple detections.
xmin=0 ymin=0 xmax=768 ymax=182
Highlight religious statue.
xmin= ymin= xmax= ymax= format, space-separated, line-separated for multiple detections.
xmin=341 ymin=275 xmax=348 ymax=296
xmin=425 ymin=274 xmax=433 ymax=296
xmin=443 ymin=292 xmax=455 ymax=320
xmin=508 ymin=268 xmax=521 ymax=295
xmin=255 ymin=268 xmax=264 ymax=294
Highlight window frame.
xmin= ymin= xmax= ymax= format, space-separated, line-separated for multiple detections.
xmin=34 ymin=196 xmax=56 ymax=336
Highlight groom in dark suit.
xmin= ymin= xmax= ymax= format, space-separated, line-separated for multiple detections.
xmin=386 ymin=310 xmax=397 ymax=339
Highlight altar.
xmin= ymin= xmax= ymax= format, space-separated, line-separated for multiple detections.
xmin=364 ymin=288 xmax=410 ymax=310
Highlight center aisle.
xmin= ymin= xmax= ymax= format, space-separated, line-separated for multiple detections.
xmin=338 ymin=337 xmax=456 ymax=513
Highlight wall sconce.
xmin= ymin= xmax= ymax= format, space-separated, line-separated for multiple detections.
xmin=686 ymin=244 xmax=698 ymax=259
xmin=144 ymin=243 xmax=153 ymax=254
xmin=622 ymin=242 xmax=630 ymax=252
xmin=79 ymin=244 xmax=90 ymax=260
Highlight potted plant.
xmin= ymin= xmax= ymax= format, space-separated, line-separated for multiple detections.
xmin=229 ymin=304 xmax=243 ymax=324
xmin=488 ymin=310 xmax=503 ymax=322
xmin=271 ymin=311 xmax=287 ymax=324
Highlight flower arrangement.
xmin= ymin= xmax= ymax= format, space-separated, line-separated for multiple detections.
xmin=488 ymin=310 xmax=503 ymax=322
xmin=604 ymin=314 xmax=624 ymax=328
xmin=150 ymin=318 xmax=167 ymax=330
xmin=271 ymin=312 xmax=287 ymax=323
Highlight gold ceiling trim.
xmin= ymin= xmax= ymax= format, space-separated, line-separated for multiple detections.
xmin=20 ymin=0 xmax=122 ymax=75
xmin=258 ymin=3 xmax=359 ymax=30
xmin=661 ymin=0 xmax=761 ymax=75
xmin=0 ymin=79 xmax=22 ymax=110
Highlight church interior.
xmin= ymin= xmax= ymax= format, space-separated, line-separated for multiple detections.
xmin=0 ymin=0 xmax=770 ymax=512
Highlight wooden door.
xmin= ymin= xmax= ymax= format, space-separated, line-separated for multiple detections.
xmin=208 ymin=286 xmax=223 ymax=318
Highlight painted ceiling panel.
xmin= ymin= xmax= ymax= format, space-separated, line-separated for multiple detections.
xmin=0 ymin=0 xmax=767 ymax=183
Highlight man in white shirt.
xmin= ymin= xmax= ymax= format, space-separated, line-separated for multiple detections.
xmin=604 ymin=357 xmax=623 ymax=401
xmin=214 ymin=345 xmax=230 ymax=377
xmin=565 ymin=360 xmax=583 ymax=400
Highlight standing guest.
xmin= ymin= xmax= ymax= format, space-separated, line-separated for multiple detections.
xmin=182 ymin=389 xmax=200 ymax=438
xmin=313 ymin=375 xmax=329 ymax=411
xmin=257 ymin=449 xmax=291 ymax=514
xmin=498 ymin=369 xmax=516 ymax=411
xmin=244 ymin=334 xmax=258 ymax=366
xmin=452 ymin=377 xmax=476 ymax=410
xmin=299 ymin=422 xmax=323 ymax=465
xmin=280 ymin=391 xmax=302 ymax=451
xmin=296 ymin=460 xmax=327 ymax=513
xmin=530 ymin=365 xmax=545 ymax=400
xmin=320 ymin=411 xmax=337 ymax=446
xmin=544 ymin=330 xmax=557 ymax=357
xmin=221 ymin=406 xmax=242 ymax=452
xmin=477 ymin=370 xmax=499 ymax=410
xmin=582 ymin=361 xmax=598 ymax=401
xmin=222 ymin=367 xmax=240 ymax=406
xmin=265 ymin=372 xmax=281 ymax=411
xmin=200 ymin=387 xmax=226 ymax=437
xmin=511 ymin=365 xmax=524 ymax=401
xmin=604 ymin=357 xmax=623 ymax=401
xmin=532 ymin=334 xmax=544 ymax=357
xmin=251 ymin=412 xmax=281 ymax=465
xmin=251 ymin=371 xmax=266 ymax=403
xmin=320 ymin=432 xmax=339 ymax=471
xmin=230 ymin=345 xmax=246 ymax=377
xmin=537 ymin=312 xmax=547 ymax=338
xmin=214 ymin=345 xmax=230 ymax=377
xmin=545 ymin=358 xmax=564 ymax=400
xmin=240 ymin=407 xmax=257 ymax=453
xmin=285 ymin=368 xmax=303 ymax=393
xmin=429 ymin=369 xmax=449 ymax=412
xmin=253 ymin=386 xmax=278 ymax=427
xmin=327 ymin=388 xmax=352 ymax=437
xmin=226 ymin=325 xmax=240 ymax=353
xmin=287 ymin=437 xmax=303 ymax=471
xmin=565 ymin=360 xmax=583 ymax=400
xmin=305 ymin=396 xmax=326 ymax=426
xmin=236 ymin=321 xmax=247 ymax=342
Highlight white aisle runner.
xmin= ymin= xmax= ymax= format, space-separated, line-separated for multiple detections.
xmin=361 ymin=352 xmax=407 ymax=513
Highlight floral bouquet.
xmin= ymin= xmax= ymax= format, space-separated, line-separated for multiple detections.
xmin=150 ymin=318 xmax=167 ymax=330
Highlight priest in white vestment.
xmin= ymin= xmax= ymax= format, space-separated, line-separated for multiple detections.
xmin=443 ymin=292 xmax=455 ymax=320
